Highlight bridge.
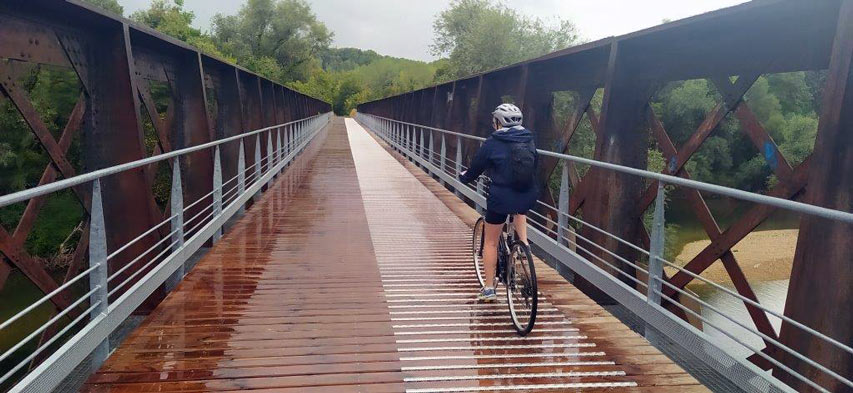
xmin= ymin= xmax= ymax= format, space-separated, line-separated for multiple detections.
xmin=0 ymin=1 xmax=852 ymax=392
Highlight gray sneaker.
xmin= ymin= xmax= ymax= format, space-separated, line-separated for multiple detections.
xmin=477 ymin=287 xmax=497 ymax=302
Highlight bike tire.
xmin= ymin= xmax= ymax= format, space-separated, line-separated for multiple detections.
xmin=506 ymin=241 xmax=537 ymax=336
xmin=472 ymin=217 xmax=487 ymax=288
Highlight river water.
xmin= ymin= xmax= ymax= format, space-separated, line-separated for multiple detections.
xmin=697 ymin=279 xmax=790 ymax=358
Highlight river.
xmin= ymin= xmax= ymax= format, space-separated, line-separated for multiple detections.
xmin=697 ymin=279 xmax=790 ymax=358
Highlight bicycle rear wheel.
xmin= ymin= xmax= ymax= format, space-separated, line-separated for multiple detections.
xmin=506 ymin=241 xmax=537 ymax=336
xmin=472 ymin=217 xmax=487 ymax=288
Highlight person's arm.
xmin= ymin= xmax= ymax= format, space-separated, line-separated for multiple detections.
xmin=459 ymin=141 xmax=490 ymax=184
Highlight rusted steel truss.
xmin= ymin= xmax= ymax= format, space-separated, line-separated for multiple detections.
xmin=358 ymin=1 xmax=852 ymax=391
xmin=0 ymin=0 xmax=329 ymax=367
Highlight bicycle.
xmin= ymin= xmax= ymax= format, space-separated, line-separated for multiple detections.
xmin=472 ymin=215 xmax=538 ymax=336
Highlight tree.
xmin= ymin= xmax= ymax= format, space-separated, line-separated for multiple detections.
xmin=81 ymin=0 xmax=124 ymax=15
xmin=320 ymin=48 xmax=383 ymax=72
xmin=212 ymin=0 xmax=333 ymax=83
xmin=131 ymin=0 xmax=234 ymax=62
xmin=431 ymin=0 xmax=578 ymax=79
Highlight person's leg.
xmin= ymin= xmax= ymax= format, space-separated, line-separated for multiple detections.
xmin=512 ymin=213 xmax=528 ymax=245
xmin=482 ymin=222 xmax=503 ymax=289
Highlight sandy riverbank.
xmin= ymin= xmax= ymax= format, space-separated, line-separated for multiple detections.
xmin=669 ymin=229 xmax=798 ymax=286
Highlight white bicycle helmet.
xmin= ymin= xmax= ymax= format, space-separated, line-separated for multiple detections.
xmin=492 ymin=103 xmax=523 ymax=127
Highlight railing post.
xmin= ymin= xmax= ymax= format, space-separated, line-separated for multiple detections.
xmin=287 ymin=125 xmax=292 ymax=157
xmin=419 ymin=128 xmax=426 ymax=162
xmin=253 ymin=134 xmax=262 ymax=201
xmin=165 ymin=158 xmax=185 ymax=291
xmin=440 ymin=134 xmax=447 ymax=186
xmin=428 ymin=130 xmax=435 ymax=167
xmin=455 ymin=135 xmax=463 ymax=198
xmin=277 ymin=128 xmax=283 ymax=172
xmin=406 ymin=125 xmax=418 ymax=161
xmin=476 ymin=176 xmax=485 ymax=215
xmin=212 ymin=147 xmax=223 ymax=243
xmin=237 ymin=140 xmax=246 ymax=214
xmin=557 ymin=163 xmax=570 ymax=247
xmin=266 ymin=130 xmax=274 ymax=178
xmin=87 ymin=178 xmax=109 ymax=370
xmin=647 ymin=181 xmax=666 ymax=306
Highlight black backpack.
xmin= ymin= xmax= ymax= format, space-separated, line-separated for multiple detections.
xmin=508 ymin=140 xmax=536 ymax=191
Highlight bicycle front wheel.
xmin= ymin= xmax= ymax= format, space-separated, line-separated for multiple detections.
xmin=506 ymin=241 xmax=537 ymax=336
xmin=472 ymin=217 xmax=487 ymax=288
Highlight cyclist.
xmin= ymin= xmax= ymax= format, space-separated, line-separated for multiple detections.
xmin=460 ymin=103 xmax=539 ymax=302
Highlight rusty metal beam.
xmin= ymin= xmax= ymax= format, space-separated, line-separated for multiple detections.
xmin=575 ymin=41 xmax=652 ymax=295
xmin=646 ymin=106 xmax=780 ymax=351
xmin=666 ymin=157 xmax=810 ymax=292
xmin=777 ymin=2 xmax=853 ymax=390
xmin=12 ymin=94 xmax=87 ymax=245
xmin=0 ymin=227 xmax=72 ymax=311
xmin=0 ymin=62 xmax=89 ymax=207
xmin=0 ymin=260 xmax=10 ymax=291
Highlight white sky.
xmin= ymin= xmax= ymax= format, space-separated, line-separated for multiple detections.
xmin=118 ymin=0 xmax=749 ymax=61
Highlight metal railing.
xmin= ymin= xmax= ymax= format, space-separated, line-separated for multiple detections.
xmin=356 ymin=113 xmax=853 ymax=393
xmin=0 ymin=112 xmax=331 ymax=393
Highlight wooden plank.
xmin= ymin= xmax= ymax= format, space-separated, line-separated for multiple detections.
xmin=83 ymin=118 xmax=706 ymax=392
xmin=360 ymin=119 xmax=706 ymax=392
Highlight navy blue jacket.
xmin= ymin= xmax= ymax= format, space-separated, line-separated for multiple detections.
xmin=460 ymin=126 xmax=539 ymax=214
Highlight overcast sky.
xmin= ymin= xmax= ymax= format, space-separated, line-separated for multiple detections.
xmin=118 ymin=0 xmax=748 ymax=61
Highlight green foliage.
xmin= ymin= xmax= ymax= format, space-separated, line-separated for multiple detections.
xmin=644 ymin=73 xmax=821 ymax=192
xmin=131 ymin=0 xmax=234 ymax=62
xmin=24 ymin=192 xmax=83 ymax=258
xmin=431 ymin=0 xmax=578 ymax=79
xmin=211 ymin=0 xmax=332 ymax=82
xmin=349 ymin=57 xmax=437 ymax=98
xmin=292 ymin=53 xmax=438 ymax=115
xmin=0 ymin=66 xmax=83 ymax=257
xmin=320 ymin=48 xmax=382 ymax=72
xmin=80 ymin=0 xmax=124 ymax=15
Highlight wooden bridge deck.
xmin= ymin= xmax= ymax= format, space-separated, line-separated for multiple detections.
xmin=81 ymin=117 xmax=706 ymax=392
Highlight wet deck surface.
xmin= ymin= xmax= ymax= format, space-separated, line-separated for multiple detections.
xmin=82 ymin=117 xmax=706 ymax=392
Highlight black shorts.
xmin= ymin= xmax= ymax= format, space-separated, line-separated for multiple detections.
xmin=485 ymin=210 xmax=526 ymax=225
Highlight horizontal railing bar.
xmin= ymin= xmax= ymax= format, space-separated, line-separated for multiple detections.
xmin=0 ymin=115 xmax=322 ymax=208
xmin=527 ymin=209 xmax=651 ymax=275
xmin=358 ymin=113 xmax=800 ymax=393
xmin=536 ymin=200 xmax=652 ymax=257
xmin=374 ymin=114 xmax=853 ymax=362
xmin=0 ymin=286 xmax=100 ymax=364
xmin=368 ymin=115 xmax=853 ymax=223
xmin=8 ymin=114 xmax=329 ymax=393
xmin=107 ymin=228 xmax=179 ymax=283
xmin=656 ymin=290 xmax=832 ymax=393
xmin=0 ymin=265 xmax=99 ymax=331
xmin=107 ymin=214 xmax=177 ymax=261
xmin=108 ymin=238 xmax=180 ymax=297
xmin=0 ymin=300 xmax=101 ymax=386
xmin=657 ymin=256 xmax=853 ymax=356
xmin=655 ymin=277 xmax=853 ymax=389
